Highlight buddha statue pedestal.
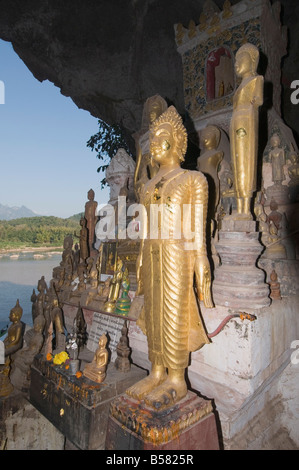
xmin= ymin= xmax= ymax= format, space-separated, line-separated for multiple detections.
xmin=212 ymin=218 xmax=270 ymax=309
xmin=105 ymin=391 xmax=219 ymax=450
xmin=29 ymin=354 xmax=147 ymax=450
xmin=265 ymin=182 xmax=290 ymax=207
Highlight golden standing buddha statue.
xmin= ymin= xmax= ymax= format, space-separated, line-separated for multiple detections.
xmin=104 ymin=257 xmax=124 ymax=312
xmin=127 ymin=106 xmax=213 ymax=410
xmin=230 ymin=43 xmax=264 ymax=219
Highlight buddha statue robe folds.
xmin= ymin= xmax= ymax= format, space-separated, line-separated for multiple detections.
xmin=138 ymin=168 xmax=211 ymax=369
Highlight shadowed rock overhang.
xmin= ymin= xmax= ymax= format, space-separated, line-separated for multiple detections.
xmin=0 ymin=0 xmax=297 ymax=139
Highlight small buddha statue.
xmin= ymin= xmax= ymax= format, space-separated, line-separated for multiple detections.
xmin=269 ymin=134 xmax=285 ymax=186
xmin=85 ymin=189 xmax=98 ymax=253
xmin=42 ymin=291 xmax=51 ymax=333
xmin=85 ymin=264 xmax=100 ymax=306
xmin=197 ymin=124 xmax=224 ymax=218
xmin=266 ymin=134 xmax=289 ymax=205
xmin=106 ymin=252 xmax=115 ymax=273
xmin=98 ymin=277 xmax=111 ymax=302
xmin=114 ymin=321 xmax=131 ymax=373
xmin=268 ymin=197 xmax=282 ymax=231
xmin=31 ymin=289 xmax=37 ymax=324
xmin=0 ymin=357 xmax=14 ymax=397
xmin=76 ymin=262 xmax=86 ymax=292
xmin=60 ymin=235 xmax=74 ymax=285
xmin=74 ymin=305 xmax=87 ymax=352
xmin=52 ymin=266 xmax=65 ymax=297
xmin=36 ymin=277 xmax=47 ymax=314
xmin=51 ymin=298 xmax=66 ymax=354
xmin=83 ymin=334 xmax=109 ymax=383
xmin=269 ymin=270 xmax=281 ymax=300
xmin=73 ymin=242 xmax=80 ymax=272
xmin=255 ymin=206 xmax=270 ymax=247
xmin=4 ymin=300 xmax=24 ymax=357
xmin=43 ymin=320 xmax=53 ymax=358
xmin=74 ymin=217 xmax=89 ymax=264
xmin=104 ymin=257 xmax=124 ymax=313
xmin=10 ymin=314 xmax=45 ymax=391
xmin=264 ymin=221 xmax=286 ymax=259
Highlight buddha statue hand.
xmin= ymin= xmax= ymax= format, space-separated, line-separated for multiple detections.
xmin=195 ymin=255 xmax=214 ymax=308
xmin=135 ymin=249 xmax=144 ymax=296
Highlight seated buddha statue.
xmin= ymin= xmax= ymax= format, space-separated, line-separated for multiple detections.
xmin=83 ymin=334 xmax=109 ymax=383
xmin=4 ymin=299 xmax=25 ymax=357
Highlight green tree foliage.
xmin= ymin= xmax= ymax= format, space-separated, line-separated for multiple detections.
xmin=0 ymin=216 xmax=81 ymax=250
xmin=86 ymin=118 xmax=133 ymax=187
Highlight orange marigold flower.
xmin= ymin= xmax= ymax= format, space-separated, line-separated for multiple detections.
xmin=76 ymin=371 xmax=82 ymax=379
xmin=65 ymin=364 xmax=69 ymax=370
xmin=46 ymin=353 xmax=53 ymax=361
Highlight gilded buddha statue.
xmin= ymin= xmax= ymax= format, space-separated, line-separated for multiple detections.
xmin=127 ymin=106 xmax=213 ymax=410
xmin=197 ymin=125 xmax=224 ymax=218
xmin=269 ymin=133 xmax=285 ymax=185
xmin=230 ymin=43 xmax=264 ymax=219
xmin=0 ymin=300 xmax=24 ymax=397
xmin=4 ymin=299 xmax=24 ymax=357
xmin=83 ymin=334 xmax=109 ymax=383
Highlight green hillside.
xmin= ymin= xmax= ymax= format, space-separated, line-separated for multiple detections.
xmin=0 ymin=214 xmax=84 ymax=250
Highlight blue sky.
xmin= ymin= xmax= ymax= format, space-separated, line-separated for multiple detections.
xmin=0 ymin=39 xmax=110 ymax=218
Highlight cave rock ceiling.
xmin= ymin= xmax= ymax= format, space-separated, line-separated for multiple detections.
xmin=0 ymin=0 xmax=298 ymax=140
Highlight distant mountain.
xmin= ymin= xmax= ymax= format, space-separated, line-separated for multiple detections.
xmin=0 ymin=204 xmax=41 ymax=221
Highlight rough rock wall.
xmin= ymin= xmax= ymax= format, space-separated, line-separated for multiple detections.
xmin=0 ymin=0 xmax=209 ymax=134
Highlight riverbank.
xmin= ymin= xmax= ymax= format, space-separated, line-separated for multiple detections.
xmin=0 ymin=245 xmax=63 ymax=255
xmin=0 ymin=252 xmax=63 ymax=327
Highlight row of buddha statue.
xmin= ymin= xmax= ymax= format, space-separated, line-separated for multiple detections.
xmin=0 ymin=268 xmax=132 ymax=395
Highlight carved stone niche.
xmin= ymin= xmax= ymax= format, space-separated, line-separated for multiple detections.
xmin=175 ymin=0 xmax=288 ymax=136
xmin=205 ymin=46 xmax=235 ymax=103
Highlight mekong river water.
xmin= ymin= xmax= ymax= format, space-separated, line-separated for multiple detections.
xmin=0 ymin=250 xmax=62 ymax=330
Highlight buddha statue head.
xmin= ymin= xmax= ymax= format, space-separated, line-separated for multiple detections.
xmin=270 ymin=133 xmax=281 ymax=148
xmin=9 ymin=299 xmax=23 ymax=323
xmin=235 ymin=43 xmax=259 ymax=78
xmin=87 ymin=188 xmax=95 ymax=201
xmin=200 ymin=125 xmax=221 ymax=151
xmin=142 ymin=94 xmax=168 ymax=130
xmin=149 ymin=106 xmax=187 ymax=165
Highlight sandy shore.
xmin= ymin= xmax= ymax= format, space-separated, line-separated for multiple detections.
xmin=0 ymin=246 xmax=63 ymax=255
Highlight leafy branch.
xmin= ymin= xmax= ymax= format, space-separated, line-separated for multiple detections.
xmin=86 ymin=119 xmax=133 ymax=188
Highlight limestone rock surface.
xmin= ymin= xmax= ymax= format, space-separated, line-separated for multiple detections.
xmin=0 ymin=0 xmax=297 ymax=139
